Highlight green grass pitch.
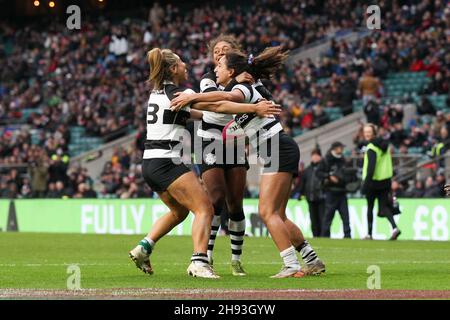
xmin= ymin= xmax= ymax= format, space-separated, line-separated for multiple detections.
xmin=0 ymin=232 xmax=449 ymax=291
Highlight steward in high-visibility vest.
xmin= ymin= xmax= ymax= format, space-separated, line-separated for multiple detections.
xmin=431 ymin=142 xmax=446 ymax=157
xmin=362 ymin=141 xmax=393 ymax=185
xmin=361 ymin=126 xmax=400 ymax=240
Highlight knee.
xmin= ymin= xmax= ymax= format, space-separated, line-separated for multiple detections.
xmin=259 ymin=206 xmax=276 ymax=223
xmin=171 ymin=208 xmax=189 ymax=223
xmin=226 ymin=189 xmax=244 ymax=212
xmin=209 ymin=187 xmax=226 ymax=208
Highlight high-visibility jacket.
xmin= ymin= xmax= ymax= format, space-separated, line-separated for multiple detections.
xmin=363 ymin=143 xmax=393 ymax=181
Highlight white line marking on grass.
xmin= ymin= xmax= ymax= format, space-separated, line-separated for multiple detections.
xmin=1 ymin=261 xmax=449 ymax=267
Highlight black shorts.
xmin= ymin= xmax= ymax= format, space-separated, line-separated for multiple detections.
xmin=198 ymin=138 xmax=249 ymax=175
xmin=142 ymin=158 xmax=191 ymax=192
xmin=259 ymin=131 xmax=300 ymax=175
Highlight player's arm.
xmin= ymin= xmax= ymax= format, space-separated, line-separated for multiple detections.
xmin=171 ymin=90 xmax=245 ymax=111
xmin=189 ymin=109 xmax=203 ymax=120
xmin=192 ymin=100 xmax=281 ymax=118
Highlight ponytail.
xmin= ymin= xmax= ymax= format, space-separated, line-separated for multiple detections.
xmin=224 ymin=46 xmax=289 ymax=80
xmin=251 ymin=46 xmax=289 ymax=80
xmin=147 ymin=48 xmax=179 ymax=89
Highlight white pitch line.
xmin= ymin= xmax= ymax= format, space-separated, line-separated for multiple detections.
xmin=0 ymin=260 xmax=449 ymax=267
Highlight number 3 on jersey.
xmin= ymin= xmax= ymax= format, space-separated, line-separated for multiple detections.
xmin=147 ymin=103 xmax=159 ymax=124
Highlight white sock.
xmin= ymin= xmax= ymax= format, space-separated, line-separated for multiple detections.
xmin=280 ymin=246 xmax=301 ymax=271
xmin=144 ymin=237 xmax=155 ymax=249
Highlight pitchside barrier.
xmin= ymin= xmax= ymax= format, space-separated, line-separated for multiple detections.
xmin=0 ymin=199 xmax=448 ymax=241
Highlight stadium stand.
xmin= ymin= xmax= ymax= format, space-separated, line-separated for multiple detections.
xmin=0 ymin=0 xmax=449 ymax=198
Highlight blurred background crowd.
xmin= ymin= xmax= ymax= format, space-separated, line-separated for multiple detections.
xmin=0 ymin=0 xmax=449 ymax=199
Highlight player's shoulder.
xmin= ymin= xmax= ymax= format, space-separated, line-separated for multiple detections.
xmin=233 ymin=82 xmax=253 ymax=91
xmin=201 ymin=70 xmax=216 ymax=81
xmin=231 ymin=82 xmax=254 ymax=95
xmin=200 ymin=71 xmax=218 ymax=93
xmin=164 ymin=83 xmax=196 ymax=101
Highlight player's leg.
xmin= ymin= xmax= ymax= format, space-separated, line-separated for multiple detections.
xmin=277 ymin=174 xmax=325 ymax=275
xmin=129 ymin=191 xmax=189 ymax=275
xmin=259 ymin=173 xmax=304 ymax=278
xmin=201 ymin=167 xmax=227 ymax=263
xmin=166 ymin=171 xmax=219 ymax=278
xmin=225 ymin=166 xmax=247 ymax=276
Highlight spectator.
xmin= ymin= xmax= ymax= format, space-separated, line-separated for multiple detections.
xmin=417 ymin=96 xmax=436 ymax=116
xmin=387 ymin=104 xmax=404 ymax=126
xmin=405 ymin=180 xmax=426 ymax=198
xmin=391 ymin=180 xmax=405 ymax=198
xmin=3 ymin=182 xmax=18 ymax=199
xmin=55 ymin=181 xmax=70 ymax=198
xmin=82 ymin=183 xmax=98 ymax=198
xmin=29 ymin=157 xmax=49 ymax=198
xmin=423 ymin=176 xmax=443 ymax=198
xmin=317 ymin=142 xmax=351 ymax=238
xmin=425 ymin=71 xmax=449 ymax=95
xmin=337 ymin=73 xmax=357 ymax=115
xmin=311 ymin=105 xmax=329 ymax=128
xmin=363 ymin=99 xmax=381 ymax=126
xmin=430 ymin=126 xmax=450 ymax=167
xmin=299 ymin=149 xmax=325 ymax=237
xmin=19 ymin=179 xmax=32 ymax=199
xmin=390 ymin=123 xmax=408 ymax=148
xmin=48 ymin=154 xmax=69 ymax=184
xmin=46 ymin=182 xmax=58 ymax=198
xmin=358 ymin=68 xmax=381 ymax=105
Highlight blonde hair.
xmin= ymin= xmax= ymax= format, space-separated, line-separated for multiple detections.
xmin=364 ymin=123 xmax=378 ymax=136
xmin=147 ymin=48 xmax=179 ymax=89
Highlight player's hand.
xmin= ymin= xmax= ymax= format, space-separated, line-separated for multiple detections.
xmin=170 ymin=92 xmax=193 ymax=111
xmin=330 ymin=175 xmax=339 ymax=184
xmin=236 ymin=72 xmax=254 ymax=84
xmin=254 ymin=100 xmax=281 ymax=118
xmin=444 ymin=184 xmax=450 ymax=196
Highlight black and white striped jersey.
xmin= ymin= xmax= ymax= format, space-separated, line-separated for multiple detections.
xmin=197 ymin=71 xmax=275 ymax=140
xmin=230 ymin=83 xmax=283 ymax=145
xmin=197 ymin=71 xmax=233 ymax=140
xmin=143 ymin=81 xmax=193 ymax=159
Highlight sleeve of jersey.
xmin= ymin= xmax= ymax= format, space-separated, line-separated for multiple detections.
xmin=166 ymin=85 xmax=195 ymax=111
xmin=200 ymin=76 xmax=218 ymax=93
xmin=231 ymin=83 xmax=252 ymax=103
xmin=254 ymin=80 xmax=274 ymax=100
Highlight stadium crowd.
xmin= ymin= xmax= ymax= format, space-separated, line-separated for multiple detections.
xmin=0 ymin=0 xmax=449 ymax=198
